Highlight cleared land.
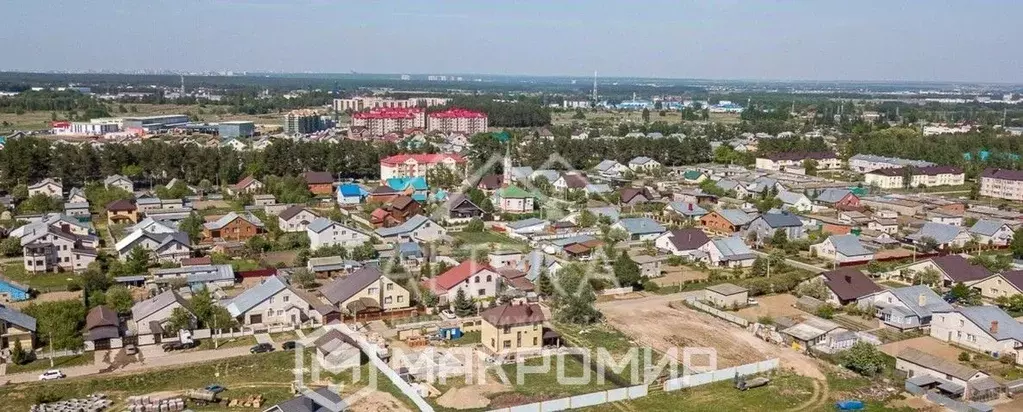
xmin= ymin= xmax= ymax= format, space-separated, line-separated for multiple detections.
xmin=650 ymin=265 xmax=709 ymax=288
xmin=736 ymin=294 xmax=805 ymax=322
xmin=878 ymin=336 xmax=959 ymax=361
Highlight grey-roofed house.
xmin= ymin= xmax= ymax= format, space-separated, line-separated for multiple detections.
xmin=510 ymin=166 xmax=534 ymax=182
xmin=859 ymin=285 xmax=952 ymax=330
xmin=64 ymin=201 xmax=90 ymax=218
xmin=307 ymin=256 xmax=362 ymax=277
xmin=114 ymin=230 xmax=192 ymax=264
xmin=746 ymin=211 xmax=806 ymax=243
xmin=504 ymin=217 xmax=548 ymax=235
xmin=706 ymin=236 xmax=756 ymax=267
xmin=814 ymin=188 xmax=854 ymax=206
xmin=665 ymin=202 xmax=708 ymax=220
xmin=931 ymin=306 xmax=1023 ymax=361
xmin=896 ymin=347 xmax=989 ymax=399
xmin=969 ymin=219 xmax=1015 ymax=246
xmin=720 ymin=209 xmax=756 ymax=227
xmin=777 ymin=191 xmax=813 ymax=212
xmin=264 ymin=387 xmax=346 ymax=412
xmin=907 ymin=222 xmax=971 ymax=249
xmin=519 ymin=249 xmax=563 ymax=282
xmin=129 ymin=290 xmax=192 ymax=343
xmin=318 ymin=266 xmax=412 ymax=315
xmin=223 ymin=275 xmax=323 ymax=326
xmin=0 ymin=305 xmax=36 ymax=349
xmin=104 ymin=174 xmax=134 ymax=193
xmin=151 ymin=264 xmax=235 ymax=289
xmin=374 ymin=215 xmax=446 ymax=243
xmin=611 ymin=217 xmax=666 ymax=241
xmin=705 ymin=283 xmax=749 ymax=308
xmin=84 ymin=306 xmax=122 ymax=350
xmin=530 ymin=169 xmax=560 ymax=183
xmin=811 ymin=234 xmax=875 ymax=264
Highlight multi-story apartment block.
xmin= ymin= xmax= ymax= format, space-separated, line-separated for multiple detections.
xmin=755 ymin=151 xmax=842 ymax=171
xmin=864 ymin=166 xmax=965 ymax=189
xmin=351 ymin=107 xmax=426 ymax=135
xmin=283 ymin=110 xmax=325 ymax=135
xmin=848 ymin=154 xmax=935 ymax=173
xmin=21 ymin=226 xmax=98 ymax=273
xmin=333 ymin=96 xmax=450 ymax=112
xmin=980 ymin=168 xmax=1023 ymax=201
xmin=427 ymin=108 xmax=488 ymax=135
xmin=379 ymin=153 xmax=467 ymax=180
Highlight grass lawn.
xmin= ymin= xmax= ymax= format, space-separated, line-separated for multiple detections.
xmin=553 ymin=322 xmax=636 ymax=358
xmin=452 ymin=231 xmax=525 ymax=247
xmin=269 ymin=331 xmax=298 ymax=344
xmin=5 ymin=353 xmax=93 ymax=374
xmin=198 ymin=335 xmax=257 ymax=351
xmin=583 ymin=372 xmax=815 ymax=412
xmin=879 ymin=280 xmax=908 ymax=289
xmin=2 ymin=264 xmax=77 ymax=291
xmin=387 ymin=314 xmax=440 ymax=328
xmin=446 ymin=330 xmax=480 ymax=346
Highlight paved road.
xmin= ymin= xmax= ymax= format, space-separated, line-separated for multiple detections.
xmin=750 ymin=250 xmax=828 ymax=274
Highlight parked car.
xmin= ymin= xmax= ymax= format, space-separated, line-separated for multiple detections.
xmin=125 ymin=344 xmax=138 ymax=355
xmin=204 ymin=384 xmax=226 ymax=394
xmin=281 ymin=341 xmax=297 ymax=351
xmin=38 ymin=369 xmax=65 ymax=381
xmin=747 ymin=298 xmax=759 ymax=305
xmin=162 ymin=340 xmax=200 ymax=352
xmin=440 ymin=310 xmax=456 ymax=320
xmin=250 ymin=343 xmax=275 ymax=354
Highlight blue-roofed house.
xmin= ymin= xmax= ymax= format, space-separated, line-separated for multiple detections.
xmin=0 ymin=305 xmax=36 ymax=349
xmin=386 ymin=177 xmax=429 ymax=201
xmin=611 ymin=217 xmax=666 ymax=241
xmin=0 ymin=279 xmax=30 ymax=302
xmin=664 ymin=202 xmax=708 ymax=221
xmin=859 ymin=285 xmax=952 ymax=330
xmin=706 ymin=236 xmax=756 ymax=267
xmin=223 ymin=276 xmax=325 ymax=327
xmin=337 ymin=183 xmax=368 ymax=205
xmin=930 ymin=306 xmax=1023 ymax=363
xmin=746 ymin=211 xmax=806 ymax=242
xmin=968 ymin=219 xmax=1014 ymax=246
xmin=811 ymin=234 xmax=874 ymax=264
xmin=908 ymin=222 xmax=972 ymax=249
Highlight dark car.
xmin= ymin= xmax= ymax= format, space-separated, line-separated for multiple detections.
xmin=281 ymin=341 xmax=297 ymax=351
xmin=250 ymin=343 xmax=275 ymax=354
xmin=162 ymin=342 xmax=182 ymax=352
xmin=205 ymin=384 xmax=226 ymax=394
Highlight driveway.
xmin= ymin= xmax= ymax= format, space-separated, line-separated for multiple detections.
xmin=254 ymin=333 xmax=274 ymax=345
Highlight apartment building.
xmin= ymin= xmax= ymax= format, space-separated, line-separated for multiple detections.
xmin=283 ymin=110 xmax=325 ymax=134
xmin=864 ymin=166 xmax=965 ymax=189
xmin=848 ymin=154 xmax=935 ymax=173
xmin=379 ymin=153 xmax=467 ymax=180
xmin=427 ymin=108 xmax=488 ymax=134
xmin=755 ymin=151 xmax=842 ymax=171
xmin=333 ymin=96 xmax=450 ymax=112
xmin=980 ymin=168 xmax=1023 ymax=201
xmin=351 ymin=107 xmax=426 ymax=135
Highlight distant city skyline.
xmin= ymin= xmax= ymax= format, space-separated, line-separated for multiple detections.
xmin=2 ymin=1 xmax=1022 ymax=83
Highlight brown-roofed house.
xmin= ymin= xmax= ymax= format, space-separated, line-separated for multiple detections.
xmin=303 ymin=171 xmax=335 ymax=195
xmin=814 ymin=268 xmax=882 ymax=305
xmin=620 ymin=187 xmax=652 ymax=206
xmin=368 ymin=195 xmax=422 ymax=228
xmin=477 ymin=174 xmax=504 ymax=191
xmin=106 ymin=199 xmax=138 ymax=225
xmin=481 ymin=302 xmax=546 ymax=354
xmin=230 ymin=175 xmax=263 ymax=195
xmin=85 ymin=306 xmax=121 ymax=350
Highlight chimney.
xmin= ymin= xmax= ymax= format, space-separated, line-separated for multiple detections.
xmin=991 ymin=321 xmax=999 ymax=334
xmin=688 ymin=203 xmax=694 ymax=211
xmin=918 ymin=294 xmax=926 ymax=307
xmin=844 ymin=275 xmax=852 ymax=283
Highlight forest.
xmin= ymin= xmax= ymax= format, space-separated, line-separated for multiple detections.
xmin=848 ymin=127 xmax=1023 ymax=175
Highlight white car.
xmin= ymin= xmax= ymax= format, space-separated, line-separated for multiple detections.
xmin=440 ymin=310 xmax=456 ymax=320
xmin=38 ymin=369 xmax=65 ymax=381
xmin=747 ymin=298 xmax=759 ymax=305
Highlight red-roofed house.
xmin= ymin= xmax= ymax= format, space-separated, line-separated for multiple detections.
xmin=422 ymin=260 xmax=501 ymax=303
xmin=380 ymin=153 xmax=467 ymax=180
xmin=229 ymin=176 xmax=263 ymax=195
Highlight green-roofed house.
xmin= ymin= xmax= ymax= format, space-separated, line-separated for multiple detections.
xmin=682 ymin=170 xmax=708 ymax=184
xmin=494 ymin=185 xmax=536 ymax=213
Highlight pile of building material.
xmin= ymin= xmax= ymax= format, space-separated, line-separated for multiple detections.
xmin=32 ymin=393 xmax=111 ymax=411
xmin=225 ymin=394 xmax=264 ymax=408
xmin=125 ymin=395 xmax=186 ymax=411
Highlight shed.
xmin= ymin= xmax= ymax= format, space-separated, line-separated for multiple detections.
xmin=704 ymin=283 xmax=749 ymax=308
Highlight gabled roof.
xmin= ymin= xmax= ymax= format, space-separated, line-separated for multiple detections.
xmin=881 ymin=285 xmax=953 ymax=318
xmin=303 ymin=171 xmax=334 ymax=185
xmin=131 ymin=290 xmax=189 ymax=321
xmin=445 ymin=193 xmax=482 ymax=213
xmin=481 ymin=303 xmax=545 ymax=327
xmin=827 ymin=234 xmax=873 ymax=257
xmin=711 ymin=236 xmax=755 ymax=261
xmin=955 ymin=306 xmax=1023 ymax=342
xmin=115 ymin=230 xmax=190 ymax=253
xmin=897 ymin=348 xmax=981 ymax=382
xmin=319 ymin=266 xmax=384 ymax=305
xmin=497 ymin=185 xmax=534 ymax=199
xmin=386 ymin=176 xmax=428 ymax=191
xmin=595 ymin=159 xmax=623 ymax=172
xmin=717 ymin=209 xmax=754 ymax=226
xmin=815 ymin=188 xmax=853 ymax=204
xmin=777 ymin=191 xmax=809 ymax=206
xmin=431 ymin=260 xmax=494 ymax=292
xmin=278 ymin=205 xmax=317 ymax=221
xmin=584 ymin=183 xmax=613 ymax=194
xmin=106 ymin=199 xmax=136 ymax=212
xmin=614 ymin=217 xmax=665 ymax=235
xmin=204 ymin=212 xmax=265 ymax=230
xmin=908 ymin=222 xmax=965 ymax=245
xmin=0 ymin=305 xmax=36 ymax=332
xmin=666 ymin=202 xmax=708 ymax=217
xmin=531 ymin=169 xmax=560 ymax=183
xmin=232 ymin=175 xmax=260 ymax=190
xmin=86 ymin=305 xmax=119 ymax=329
xmin=265 ymin=387 xmax=346 ymax=412
xmin=620 ymin=187 xmax=651 ymax=204
xmin=375 ymin=215 xmax=434 ymax=238
xmin=757 ymin=212 xmax=803 ymax=228
xmin=338 ymin=183 xmax=366 ymax=197
xmin=928 ymin=255 xmax=992 ymax=283
xmin=505 ymin=217 xmax=547 ymax=230
xmin=969 ymin=219 xmax=1010 ymax=237
xmin=477 ymin=174 xmax=504 ymax=190
xmin=661 ymin=228 xmax=711 ymax=251
xmin=628 ymin=156 xmax=656 ymax=165
xmin=820 ymin=268 xmax=882 ymax=301
xmin=558 ymin=173 xmax=589 ymax=189
xmin=225 ymin=276 xmax=287 ymax=316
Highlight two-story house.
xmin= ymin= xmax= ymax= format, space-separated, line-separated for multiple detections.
xmin=21 ymin=226 xmax=98 ymax=273
xmin=28 ymin=178 xmax=62 ymax=198
xmin=224 ymin=276 xmax=324 ymax=327
xmin=277 ymin=205 xmax=320 ymax=233
xmin=106 ymin=199 xmax=139 ymax=225
xmin=930 ymin=306 xmax=1023 ymax=364
xmin=306 ymin=218 xmax=371 ymax=250
xmin=202 ymin=212 xmax=266 ymax=242
xmin=422 ymin=260 xmax=501 ymax=303
xmin=857 ymin=285 xmax=953 ymax=330
xmin=129 ymin=290 xmax=192 ymax=345
xmin=318 ymin=266 xmax=411 ymax=318
xmin=114 ymin=229 xmax=192 ymax=264
xmin=104 ymin=174 xmax=134 ymax=193
xmin=481 ymin=302 xmax=546 ymax=355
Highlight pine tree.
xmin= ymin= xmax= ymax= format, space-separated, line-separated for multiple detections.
xmin=537 ymin=271 xmax=555 ymax=297
xmin=453 ymin=289 xmax=476 ymax=317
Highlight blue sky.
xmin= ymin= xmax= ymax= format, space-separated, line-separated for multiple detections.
xmin=2 ymin=0 xmax=1021 ymax=82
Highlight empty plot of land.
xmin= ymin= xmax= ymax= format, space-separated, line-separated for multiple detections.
xmin=879 ymin=336 xmax=959 ymax=361
xmin=651 ymin=265 xmax=709 ymax=287
xmin=736 ymin=294 xmax=805 ymax=322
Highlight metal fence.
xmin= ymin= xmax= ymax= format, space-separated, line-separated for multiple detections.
xmin=484 ymin=385 xmax=649 ymax=412
xmin=924 ymin=392 xmax=993 ymax=412
xmin=663 ymin=358 xmax=779 ymax=391
xmin=682 ymin=298 xmax=750 ymax=327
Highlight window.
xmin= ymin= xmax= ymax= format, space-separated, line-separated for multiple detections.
xmin=486 ymin=275 xmax=492 ymax=282
xmin=533 ymin=337 xmax=538 ymax=346
xmin=478 ymin=289 xmax=485 ymax=296
xmin=386 ymin=283 xmax=394 ymax=291
xmin=269 ymin=296 xmax=275 ymax=304
xmin=503 ymin=340 xmax=511 ymax=349
xmin=504 ymin=326 xmax=511 ymax=334
xmin=474 ymin=276 xmax=480 ymax=283
xmin=385 ymin=296 xmax=392 ymax=304
xmin=397 ymin=296 xmax=404 ymax=303
xmin=283 ymin=295 xmax=290 ymax=303
xmin=491 ymin=338 xmax=495 ymax=348
xmin=277 ymin=310 xmax=283 ymax=316
xmin=369 ymin=287 xmax=378 ymax=294
xmin=533 ymin=324 xmax=539 ymax=331
xmin=959 ymin=320 xmax=965 ymax=327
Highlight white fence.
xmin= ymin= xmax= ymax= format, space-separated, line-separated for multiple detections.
xmin=485 ymin=385 xmax=649 ymax=412
xmin=663 ymin=358 xmax=779 ymax=391
xmin=600 ymin=287 xmax=635 ymax=296
xmin=681 ymin=298 xmax=750 ymax=327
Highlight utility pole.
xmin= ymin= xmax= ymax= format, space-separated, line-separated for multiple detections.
xmin=49 ymin=333 xmax=54 ymax=367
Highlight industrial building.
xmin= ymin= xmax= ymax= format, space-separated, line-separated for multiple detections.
xmin=218 ymin=121 xmax=255 ymax=138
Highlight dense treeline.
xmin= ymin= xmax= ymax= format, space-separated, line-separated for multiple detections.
xmin=430 ymin=95 xmax=551 ymax=127
xmin=467 ymin=133 xmax=712 ymax=171
xmin=0 ymin=137 xmax=400 ymax=190
xmin=756 ymin=136 xmax=830 ymax=154
xmin=848 ymin=127 xmax=1023 ymax=174
xmin=0 ymin=90 xmax=110 ymax=118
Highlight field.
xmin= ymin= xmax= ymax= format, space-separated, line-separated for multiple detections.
xmin=5 ymin=353 xmax=94 ymax=374
xmin=451 ymin=231 xmax=526 ymax=249
xmin=582 ymin=372 xmax=819 ymax=412
xmin=0 ymin=103 xmax=292 ymax=133
xmin=650 ymin=265 xmax=709 ymax=289
xmin=878 ymin=336 xmax=958 ymax=360
xmin=0 ymin=350 xmax=415 ymax=412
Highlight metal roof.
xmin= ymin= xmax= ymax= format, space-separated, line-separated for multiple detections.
xmin=0 ymin=305 xmax=36 ymax=332
xmin=225 ymin=276 xmax=288 ymax=317
xmin=827 ymin=234 xmax=873 ymax=257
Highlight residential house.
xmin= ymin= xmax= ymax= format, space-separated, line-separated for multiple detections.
xmin=443 ymin=194 xmax=485 ymax=221
xmin=21 ymin=226 xmax=98 ymax=273
xmin=814 ymin=188 xmax=860 ymax=209
xmin=519 ymin=249 xmax=562 ymax=282
xmin=0 ymin=306 xmax=36 ymax=350
xmin=422 ymin=260 xmax=501 ymax=303
xmin=705 ymin=236 xmax=756 ymax=268
xmin=780 ymin=317 xmax=844 ymax=349
xmin=868 ymin=216 xmax=899 ymax=235
xmin=777 ymin=191 xmax=813 ymax=212
xmin=887 ymin=255 xmax=991 ymax=288
xmin=374 ymin=215 xmax=446 ymax=243
xmin=254 ymin=194 xmax=277 ymax=207
xmin=303 ymin=171 xmax=335 ymax=195
xmin=930 ymin=306 xmax=1023 ymax=364
xmin=386 ymin=177 xmax=429 ymax=202
xmin=594 ymin=160 xmax=629 ymax=178
xmin=136 ymin=197 xmax=163 ymax=214
xmin=620 ymin=187 xmax=653 ymax=207
xmin=858 ymin=285 xmax=953 ymax=330
xmin=503 ymin=218 xmax=548 ymax=235
xmin=84 ymin=306 xmax=121 ymax=351
xmin=705 ymin=283 xmax=749 ymax=308
xmin=481 ymin=302 xmax=546 ymax=355
xmin=700 ymin=209 xmax=754 ymax=234
xmin=64 ymin=201 xmax=90 ymax=218
xmin=664 ymin=202 xmax=708 ymax=221
xmin=278 ymin=205 xmax=320 ymax=233
xmin=371 ymin=195 xmax=422 ymax=228
xmin=907 ymin=222 xmax=972 ymax=250
xmin=230 ymin=176 xmax=263 ymax=195
xmin=202 ymin=211 xmax=265 ymax=242
xmin=476 ymin=174 xmax=504 ymax=192
xmin=9 ymin=213 xmax=93 ymax=239
xmin=865 ymin=166 xmax=965 ymax=189
xmin=151 ymin=264 xmax=236 ymax=290
xmin=336 ymin=183 xmax=367 ymax=205
xmin=306 ymin=218 xmax=370 ymax=250
xmin=28 ymin=178 xmax=62 ymax=198
xmin=746 ymin=212 xmax=806 ymax=243
xmin=128 ymin=217 xmax=178 ymax=235
xmin=972 ymin=271 xmax=1023 ymax=301
xmin=106 ymin=199 xmax=139 ymax=224
xmin=681 ymin=170 xmax=708 ymax=184
xmin=379 ymin=153 xmax=467 ymax=180
xmin=306 ymin=256 xmax=361 ymax=278
xmin=488 ymin=250 xmax=524 ymax=269
xmin=895 ymin=348 xmax=992 ymax=400
xmin=811 ymin=234 xmax=874 ymax=264
xmin=584 ymin=184 xmax=613 ymax=196
xmin=611 ymin=217 xmax=666 ymax=241
xmin=969 ymin=219 xmax=1015 ymax=246
xmin=104 ymin=174 xmax=134 ymax=193
xmin=565 ymin=206 xmax=620 ymax=225
xmin=628 ymin=156 xmax=661 ymax=172
xmin=494 ymin=185 xmax=535 ymax=214
xmin=715 ymin=179 xmax=750 ymax=199
xmin=813 ymin=268 xmax=882 ymax=306
xmin=114 ymin=230 xmax=191 ymax=264
xmin=980 ymin=168 xmax=1023 ymax=201
xmin=224 ymin=276 xmax=324 ymax=326
xmin=129 ymin=290 xmax=192 ymax=344
xmin=654 ymin=228 xmax=711 ymax=260
xmin=552 ymin=173 xmax=589 ymax=192
xmin=530 ymin=169 xmax=560 ymax=184
xmin=67 ymin=187 xmax=87 ymax=204
xmin=319 ymin=266 xmax=411 ymax=317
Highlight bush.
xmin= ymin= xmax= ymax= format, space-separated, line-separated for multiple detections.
xmin=641 ymin=280 xmax=660 ymax=293
xmin=816 ymin=304 xmax=835 ymax=319
xmin=757 ymin=315 xmax=774 ymax=325
xmin=958 ymin=351 xmax=972 ymax=362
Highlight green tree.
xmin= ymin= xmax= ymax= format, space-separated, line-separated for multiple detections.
xmin=17 ymin=193 xmax=63 ymax=214
xmin=795 ymin=279 xmax=830 ymax=300
xmin=178 ymin=212 xmax=205 ymax=240
xmin=802 ymin=159 xmax=818 ymax=176
xmin=641 ymin=108 xmax=651 ymax=123
xmin=465 ymin=218 xmax=485 ymax=232
xmin=10 ymin=339 xmax=30 ymax=364
xmin=771 ymin=230 xmax=788 ymax=247
xmin=165 ymin=307 xmax=195 ymax=333
xmin=24 ymin=300 xmax=87 ymax=351
xmin=613 ymin=251 xmax=642 ymax=288
xmin=577 ymin=209 xmax=597 ymax=228
xmin=537 ymin=270 xmax=555 ymax=297
xmin=105 ymin=286 xmax=134 ymax=314
xmin=841 ymin=341 xmax=888 ymax=376
xmin=290 ymin=268 xmax=316 ymax=289
xmin=948 ymin=282 xmax=981 ymax=305
xmin=351 ymin=242 xmax=378 ymax=261
xmin=452 ymin=289 xmax=476 ymax=317
xmin=552 ymin=265 xmax=603 ymax=324
xmin=0 ymin=237 xmax=22 ymax=257
xmin=1011 ymin=228 xmax=1023 ymax=259
xmin=125 ymin=246 xmax=151 ymax=274
xmin=190 ymin=288 xmax=215 ymax=328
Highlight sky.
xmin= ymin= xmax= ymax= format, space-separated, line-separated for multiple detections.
xmin=2 ymin=0 xmax=1022 ymax=83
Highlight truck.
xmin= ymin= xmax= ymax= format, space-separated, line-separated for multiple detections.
xmin=184 ymin=389 xmax=219 ymax=406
